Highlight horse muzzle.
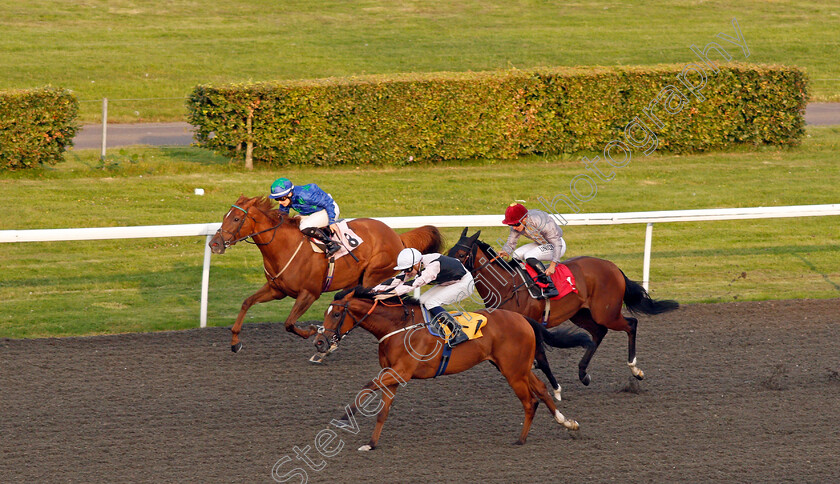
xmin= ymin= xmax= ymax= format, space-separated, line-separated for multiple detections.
xmin=208 ymin=234 xmax=230 ymax=254
xmin=313 ymin=334 xmax=330 ymax=353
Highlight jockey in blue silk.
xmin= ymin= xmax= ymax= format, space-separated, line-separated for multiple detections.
xmin=269 ymin=177 xmax=342 ymax=256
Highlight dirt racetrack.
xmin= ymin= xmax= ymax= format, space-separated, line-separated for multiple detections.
xmin=2 ymin=298 xmax=839 ymax=483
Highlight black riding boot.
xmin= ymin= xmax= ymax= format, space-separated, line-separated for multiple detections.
xmin=512 ymin=259 xmax=544 ymax=299
xmin=429 ymin=307 xmax=469 ymax=347
xmin=301 ymin=227 xmax=341 ymax=256
xmin=526 ymin=258 xmax=560 ymax=299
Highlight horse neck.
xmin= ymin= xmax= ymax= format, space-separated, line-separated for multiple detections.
xmin=250 ymin=215 xmax=307 ymax=266
xmin=473 ymin=246 xmax=520 ymax=308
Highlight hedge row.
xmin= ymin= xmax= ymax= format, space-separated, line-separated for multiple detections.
xmin=0 ymin=87 xmax=79 ymax=170
xmin=187 ymin=64 xmax=807 ymax=166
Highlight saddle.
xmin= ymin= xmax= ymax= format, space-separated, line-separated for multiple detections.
xmin=422 ymin=308 xmax=488 ymax=346
xmin=308 ymin=220 xmax=364 ymax=259
xmin=510 ymin=259 xmax=558 ymax=299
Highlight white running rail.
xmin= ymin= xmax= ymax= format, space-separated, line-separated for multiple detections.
xmin=2 ymin=204 xmax=838 ymax=327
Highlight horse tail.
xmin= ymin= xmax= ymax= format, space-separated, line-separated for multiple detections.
xmin=621 ymin=271 xmax=680 ymax=315
xmin=526 ymin=316 xmax=594 ymax=351
xmin=399 ymin=225 xmax=444 ymax=254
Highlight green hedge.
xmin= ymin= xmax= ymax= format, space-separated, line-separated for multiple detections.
xmin=187 ymin=64 xmax=807 ymax=166
xmin=0 ymin=87 xmax=79 ymax=170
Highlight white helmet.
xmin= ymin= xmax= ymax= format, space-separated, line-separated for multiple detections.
xmin=394 ymin=248 xmax=422 ymax=270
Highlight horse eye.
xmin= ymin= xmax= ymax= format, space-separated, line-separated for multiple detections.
xmin=233 ymin=217 xmax=240 ymax=222
xmin=332 ymin=312 xmax=339 ymax=318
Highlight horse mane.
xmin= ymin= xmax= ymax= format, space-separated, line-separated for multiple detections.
xmin=249 ymin=196 xmax=299 ymax=227
xmin=334 ymin=285 xmax=421 ymax=306
xmin=474 ymin=239 xmax=516 ymax=273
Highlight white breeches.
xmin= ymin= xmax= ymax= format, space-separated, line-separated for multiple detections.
xmin=419 ymin=273 xmax=475 ymax=309
xmin=298 ymin=203 xmax=340 ymax=230
xmin=513 ymin=238 xmax=566 ymax=262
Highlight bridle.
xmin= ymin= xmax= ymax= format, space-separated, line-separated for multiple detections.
xmin=215 ymin=204 xmax=282 ymax=248
xmin=451 ymin=239 xmax=529 ymax=308
xmin=320 ymin=297 xmax=413 ymax=346
xmin=319 ymin=299 xmax=380 ymax=346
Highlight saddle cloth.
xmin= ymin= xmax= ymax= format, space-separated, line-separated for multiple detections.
xmin=309 ymin=220 xmax=364 ymax=260
xmin=524 ymin=263 xmax=578 ymax=300
xmin=427 ymin=311 xmax=488 ymax=341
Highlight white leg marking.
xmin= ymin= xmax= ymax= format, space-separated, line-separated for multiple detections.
xmin=628 ymin=357 xmax=645 ymax=378
xmin=555 ymin=409 xmax=579 ymax=430
xmin=553 ymin=384 xmax=562 ymax=402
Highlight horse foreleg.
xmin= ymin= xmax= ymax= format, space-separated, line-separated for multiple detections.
xmin=506 ymin=376 xmax=539 ymax=445
xmin=571 ymin=312 xmax=608 ymax=386
xmin=527 ymin=372 xmax=579 ymax=431
xmin=360 ymin=382 xmax=402 ymax=451
xmin=333 ymin=379 xmax=380 ymax=422
xmin=284 ymin=291 xmax=319 ymax=339
xmin=231 ymin=283 xmax=285 ymax=353
xmin=533 ymin=347 xmax=562 ymax=401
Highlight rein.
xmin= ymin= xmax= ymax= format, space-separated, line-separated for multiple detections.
xmin=322 ymin=298 xmax=415 ymax=346
xmin=453 ymin=241 xmax=529 ymax=309
xmin=321 ymin=299 xmax=380 ymax=344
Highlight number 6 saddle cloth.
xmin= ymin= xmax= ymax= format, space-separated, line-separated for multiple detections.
xmin=309 ymin=220 xmax=364 ymax=260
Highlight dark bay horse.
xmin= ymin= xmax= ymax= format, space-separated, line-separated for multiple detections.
xmin=447 ymin=229 xmax=679 ymax=388
xmin=313 ymin=287 xmax=584 ymax=450
xmin=208 ymin=196 xmax=442 ymax=352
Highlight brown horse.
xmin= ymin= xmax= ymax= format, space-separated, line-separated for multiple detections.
xmin=447 ymin=229 xmax=679 ymax=390
xmin=208 ymin=196 xmax=442 ymax=352
xmin=313 ymin=286 xmax=583 ymax=450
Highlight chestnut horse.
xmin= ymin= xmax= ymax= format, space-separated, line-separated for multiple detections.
xmin=313 ymin=287 xmax=583 ymax=450
xmin=447 ymin=229 xmax=679 ymax=389
xmin=208 ymin=196 xmax=442 ymax=352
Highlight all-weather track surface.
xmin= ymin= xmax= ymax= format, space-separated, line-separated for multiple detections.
xmin=2 ymin=298 xmax=839 ymax=483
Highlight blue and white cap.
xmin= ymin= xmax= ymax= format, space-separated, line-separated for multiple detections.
xmin=269 ymin=178 xmax=294 ymax=199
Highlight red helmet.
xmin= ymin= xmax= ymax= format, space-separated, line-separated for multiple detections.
xmin=502 ymin=203 xmax=528 ymax=225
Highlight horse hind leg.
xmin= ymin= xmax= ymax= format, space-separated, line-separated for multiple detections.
xmin=625 ymin=316 xmax=644 ymax=380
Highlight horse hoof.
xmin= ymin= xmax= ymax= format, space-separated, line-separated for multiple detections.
xmin=309 ymin=352 xmax=328 ymax=364
xmin=358 ymin=444 xmax=373 ymax=451
xmin=512 ymin=440 xmax=525 ymax=445
xmin=564 ymin=419 xmax=580 ymax=431
xmin=580 ymin=373 xmax=591 ymax=386
xmin=633 ymin=371 xmax=645 ymax=381
xmin=231 ymin=342 xmax=242 ymax=353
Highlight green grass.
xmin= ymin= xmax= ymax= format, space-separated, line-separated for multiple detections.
xmin=1 ymin=126 xmax=838 ymax=338
xmin=1 ymin=0 xmax=837 ymax=123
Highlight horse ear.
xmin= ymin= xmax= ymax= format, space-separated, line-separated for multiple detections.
xmin=470 ymin=230 xmax=481 ymax=240
xmin=460 ymin=227 xmax=468 ymax=238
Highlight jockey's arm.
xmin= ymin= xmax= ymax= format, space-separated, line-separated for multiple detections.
xmin=372 ymin=277 xmax=401 ymax=293
xmin=501 ymin=229 xmax=521 ymax=258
